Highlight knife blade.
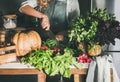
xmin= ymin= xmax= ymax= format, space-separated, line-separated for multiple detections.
xmin=45 ymin=30 xmax=56 ymax=39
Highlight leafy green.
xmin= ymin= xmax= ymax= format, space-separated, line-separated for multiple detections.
xmin=68 ymin=8 xmax=118 ymax=54
xmin=42 ymin=39 xmax=58 ymax=48
xmin=21 ymin=48 xmax=82 ymax=78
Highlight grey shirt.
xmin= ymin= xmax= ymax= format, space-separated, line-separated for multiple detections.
xmin=20 ymin=0 xmax=80 ymax=18
xmin=20 ymin=0 xmax=80 ymax=33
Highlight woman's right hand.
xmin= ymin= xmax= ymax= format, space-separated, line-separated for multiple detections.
xmin=41 ymin=15 xmax=50 ymax=30
xmin=19 ymin=5 xmax=50 ymax=30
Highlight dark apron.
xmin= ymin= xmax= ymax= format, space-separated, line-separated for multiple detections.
xmin=29 ymin=0 xmax=68 ymax=40
xmin=43 ymin=0 xmax=68 ymax=34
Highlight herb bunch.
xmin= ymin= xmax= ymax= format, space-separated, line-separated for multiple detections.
xmin=68 ymin=8 xmax=120 ymax=54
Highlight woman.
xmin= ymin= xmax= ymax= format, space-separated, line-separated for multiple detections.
xmin=19 ymin=0 xmax=80 ymax=40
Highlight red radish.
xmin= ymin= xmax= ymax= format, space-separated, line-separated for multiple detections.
xmin=82 ymin=54 xmax=88 ymax=59
xmin=78 ymin=53 xmax=92 ymax=63
xmin=78 ymin=59 xmax=84 ymax=63
xmin=87 ymin=58 xmax=92 ymax=63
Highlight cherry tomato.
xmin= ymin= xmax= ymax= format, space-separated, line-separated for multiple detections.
xmin=53 ymin=47 xmax=61 ymax=52
xmin=40 ymin=46 xmax=48 ymax=50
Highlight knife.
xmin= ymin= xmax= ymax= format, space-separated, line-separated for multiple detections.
xmin=45 ymin=30 xmax=56 ymax=39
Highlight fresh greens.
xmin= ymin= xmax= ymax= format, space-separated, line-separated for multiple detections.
xmin=42 ymin=39 xmax=58 ymax=48
xmin=21 ymin=47 xmax=82 ymax=78
xmin=68 ymin=8 xmax=119 ymax=54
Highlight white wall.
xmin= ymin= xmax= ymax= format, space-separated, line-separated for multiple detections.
xmin=109 ymin=0 xmax=120 ymax=78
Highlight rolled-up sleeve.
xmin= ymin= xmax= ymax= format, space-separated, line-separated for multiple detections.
xmin=19 ymin=0 xmax=37 ymax=12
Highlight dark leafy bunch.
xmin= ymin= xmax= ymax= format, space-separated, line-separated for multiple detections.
xmin=92 ymin=9 xmax=120 ymax=45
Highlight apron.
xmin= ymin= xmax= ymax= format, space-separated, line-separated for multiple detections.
xmin=29 ymin=0 xmax=68 ymax=40
xmin=42 ymin=0 xmax=68 ymax=34
xmin=28 ymin=0 xmax=79 ymax=40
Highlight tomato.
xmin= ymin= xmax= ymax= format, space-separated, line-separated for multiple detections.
xmin=53 ymin=47 xmax=61 ymax=52
xmin=40 ymin=46 xmax=48 ymax=50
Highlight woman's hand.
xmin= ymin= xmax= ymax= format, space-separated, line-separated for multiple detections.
xmin=41 ymin=15 xmax=50 ymax=30
xmin=19 ymin=5 xmax=50 ymax=30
